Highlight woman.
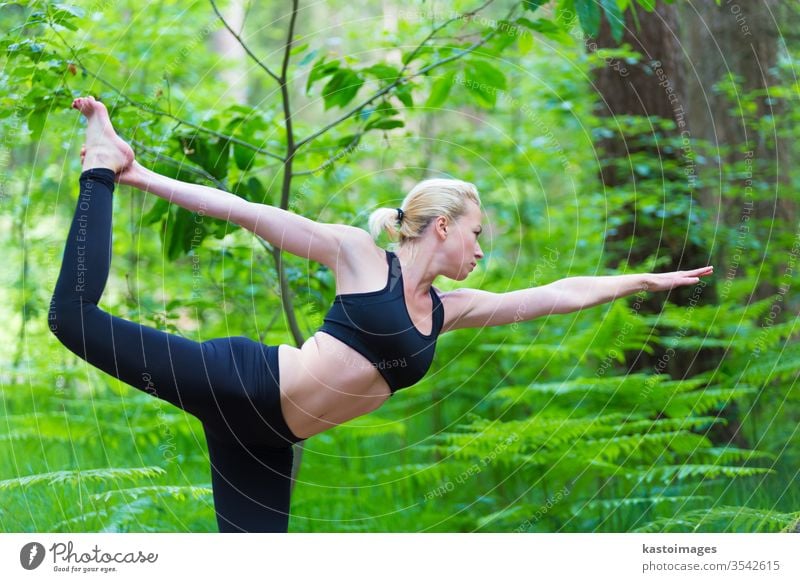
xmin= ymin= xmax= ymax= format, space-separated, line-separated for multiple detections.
xmin=49 ymin=96 xmax=714 ymax=533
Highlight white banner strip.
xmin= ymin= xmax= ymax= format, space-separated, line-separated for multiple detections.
xmin=1 ymin=533 xmax=797 ymax=581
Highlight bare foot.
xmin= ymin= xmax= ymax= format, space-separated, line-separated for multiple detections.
xmin=73 ymin=96 xmax=135 ymax=176
xmin=80 ymin=143 xmax=143 ymax=187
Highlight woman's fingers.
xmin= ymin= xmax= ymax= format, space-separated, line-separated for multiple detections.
xmin=684 ymin=266 xmax=714 ymax=276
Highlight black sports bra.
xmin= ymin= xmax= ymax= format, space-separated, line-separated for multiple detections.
xmin=317 ymin=250 xmax=444 ymax=394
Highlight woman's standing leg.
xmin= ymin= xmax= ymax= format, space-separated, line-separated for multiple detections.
xmin=204 ymin=427 xmax=295 ymax=533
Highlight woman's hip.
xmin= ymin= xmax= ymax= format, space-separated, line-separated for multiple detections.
xmin=200 ymin=336 xmax=303 ymax=447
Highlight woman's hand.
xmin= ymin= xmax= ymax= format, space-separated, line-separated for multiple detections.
xmin=647 ymin=266 xmax=714 ymax=292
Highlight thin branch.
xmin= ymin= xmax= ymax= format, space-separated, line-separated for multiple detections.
xmin=278 ymin=0 xmax=300 ymax=204
xmin=275 ymin=0 xmax=305 ymax=360
xmin=280 ymin=0 xmax=300 ymax=83
xmin=400 ymin=0 xmax=496 ymax=73
xmin=294 ymin=0 xmax=505 ymax=150
xmin=209 ymin=0 xmax=282 ymax=84
xmin=271 ymin=1 xmax=307 ymax=475
xmin=51 ymin=28 xmax=285 ymax=163
xmin=291 ymin=132 xmax=365 ymax=176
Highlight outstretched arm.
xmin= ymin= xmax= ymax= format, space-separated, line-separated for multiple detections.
xmin=548 ymin=265 xmax=714 ymax=310
xmin=121 ymin=161 xmax=366 ymax=268
xmin=440 ymin=265 xmax=714 ymax=332
xmin=122 ymin=160 xmax=248 ymax=221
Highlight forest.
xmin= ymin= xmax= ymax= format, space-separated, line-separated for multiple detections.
xmin=0 ymin=0 xmax=798 ymax=533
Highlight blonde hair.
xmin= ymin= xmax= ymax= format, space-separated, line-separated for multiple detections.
xmin=368 ymin=178 xmax=481 ymax=246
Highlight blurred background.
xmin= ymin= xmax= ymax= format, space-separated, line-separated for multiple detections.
xmin=1 ymin=0 xmax=798 ymax=532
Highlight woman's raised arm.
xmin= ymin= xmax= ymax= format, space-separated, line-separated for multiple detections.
xmin=122 ymin=161 xmax=367 ymax=268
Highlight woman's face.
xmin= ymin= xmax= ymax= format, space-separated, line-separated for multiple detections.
xmin=443 ymin=202 xmax=484 ymax=280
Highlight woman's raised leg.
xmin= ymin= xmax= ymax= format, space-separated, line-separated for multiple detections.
xmin=48 ymin=163 xmax=216 ymax=417
xmin=49 ymin=96 xmax=244 ymax=424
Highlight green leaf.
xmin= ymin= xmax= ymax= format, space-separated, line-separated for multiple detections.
xmin=298 ymin=48 xmax=319 ymax=67
xmin=425 ymin=70 xmax=455 ymax=109
xmin=394 ymin=83 xmax=413 ymax=107
xmin=321 ymin=68 xmax=364 ymax=109
xmin=516 ymin=17 xmax=567 ymax=42
xmin=462 ymin=59 xmax=506 ymax=107
xmin=164 ymin=206 xmax=197 ymax=260
xmin=243 ymin=176 xmax=266 ymax=204
xmin=467 ymin=59 xmax=507 ymax=90
xmin=554 ymin=0 xmax=575 ymax=26
xmin=362 ymin=63 xmax=400 ymax=82
xmin=374 ymin=102 xmax=399 ymax=116
xmin=306 ymin=57 xmax=340 ymax=94
xmin=27 ymin=108 xmax=46 ymax=141
xmin=401 ymin=45 xmax=435 ymax=66
xmin=636 ymin=0 xmax=656 ymax=11
xmin=6 ymin=39 xmax=45 ymax=61
xmin=49 ymin=3 xmax=85 ymax=20
xmin=289 ymin=42 xmax=309 ymax=56
xmin=176 ymin=132 xmax=230 ymax=181
xmin=233 ymin=143 xmax=256 ymax=170
xmin=336 ymin=133 xmax=362 ymax=148
xmin=524 ymin=0 xmax=549 ymax=12
xmin=142 ymin=198 xmax=169 ymax=226
xmin=601 ymin=0 xmax=625 ymax=42
xmin=365 ymin=118 xmax=404 ymax=131
xmin=575 ymin=0 xmax=601 ymax=37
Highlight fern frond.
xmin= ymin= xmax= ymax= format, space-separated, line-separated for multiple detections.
xmin=50 ymin=509 xmax=110 ymax=530
xmin=689 ymin=446 xmax=777 ymax=464
xmin=90 ymin=485 xmax=212 ymax=503
xmin=633 ymin=505 xmax=800 ymax=533
xmin=583 ymin=494 xmax=713 ymax=511
xmin=635 ymin=463 xmax=773 ymax=484
xmin=0 ymin=467 xmax=166 ymax=490
xmin=663 ymin=386 xmax=757 ymax=417
xmin=333 ymin=415 xmax=407 ymax=439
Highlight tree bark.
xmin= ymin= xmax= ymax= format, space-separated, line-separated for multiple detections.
xmin=678 ymin=0 xmax=795 ymax=301
xmin=588 ymin=1 xmax=746 ymax=448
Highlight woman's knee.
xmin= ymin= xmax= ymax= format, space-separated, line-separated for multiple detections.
xmin=47 ymin=297 xmax=101 ymax=349
xmin=48 ymin=296 xmax=77 ymax=340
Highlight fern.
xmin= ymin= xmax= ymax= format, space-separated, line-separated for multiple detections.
xmin=633 ymin=505 xmax=800 ymax=533
xmin=634 ymin=463 xmax=773 ymax=484
xmin=90 ymin=485 xmax=212 ymax=503
xmin=583 ymin=494 xmax=713 ymax=511
xmin=0 ymin=467 xmax=166 ymax=490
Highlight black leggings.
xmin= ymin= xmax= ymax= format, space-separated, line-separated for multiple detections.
xmin=48 ymin=168 xmax=305 ymax=532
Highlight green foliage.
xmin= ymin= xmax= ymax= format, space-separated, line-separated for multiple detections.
xmin=1 ymin=0 xmax=797 ymax=534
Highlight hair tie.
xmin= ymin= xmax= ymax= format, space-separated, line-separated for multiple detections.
xmin=396 ymin=207 xmax=404 ymax=224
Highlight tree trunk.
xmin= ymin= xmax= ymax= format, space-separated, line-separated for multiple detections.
xmin=678 ymin=0 xmax=795 ymax=301
xmin=588 ymin=1 xmax=746 ymax=448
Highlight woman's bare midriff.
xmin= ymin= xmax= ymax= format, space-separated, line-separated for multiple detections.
xmin=277 ymin=330 xmax=394 ymax=440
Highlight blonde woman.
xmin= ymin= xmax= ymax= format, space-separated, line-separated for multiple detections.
xmin=49 ymin=95 xmax=714 ymax=532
